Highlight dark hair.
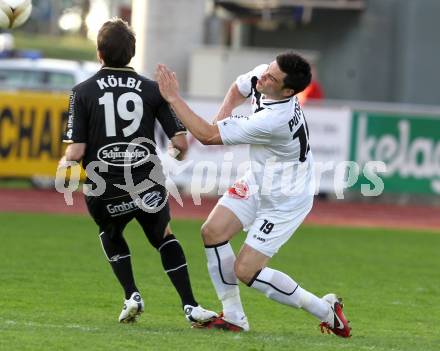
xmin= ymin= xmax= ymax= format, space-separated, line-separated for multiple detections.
xmin=97 ymin=18 xmax=135 ymax=67
xmin=276 ymin=52 xmax=311 ymax=95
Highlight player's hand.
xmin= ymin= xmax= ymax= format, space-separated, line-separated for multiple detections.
xmin=57 ymin=156 xmax=76 ymax=169
xmin=167 ymin=142 xmax=185 ymax=161
xmin=57 ymin=156 xmax=68 ymax=170
xmin=155 ymin=64 xmax=180 ymax=104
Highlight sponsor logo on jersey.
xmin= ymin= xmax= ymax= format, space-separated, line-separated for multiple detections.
xmin=66 ymin=92 xmax=76 ymax=130
xmin=97 ymin=142 xmax=150 ymax=167
xmin=106 ymin=191 xmax=164 ymax=215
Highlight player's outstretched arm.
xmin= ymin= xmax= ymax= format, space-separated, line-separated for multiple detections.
xmin=212 ymin=83 xmax=247 ymax=124
xmin=155 ymin=64 xmax=223 ymax=145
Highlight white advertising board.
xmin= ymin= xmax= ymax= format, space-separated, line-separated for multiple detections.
xmin=303 ymin=105 xmax=352 ymax=193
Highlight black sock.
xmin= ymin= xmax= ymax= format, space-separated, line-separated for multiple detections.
xmin=99 ymin=231 xmax=138 ymax=299
xmin=110 ymin=257 xmax=138 ymax=300
xmin=158 ymin=234 xmax=197 ymax=307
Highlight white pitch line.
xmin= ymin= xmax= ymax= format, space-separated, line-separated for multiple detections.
xmin=0 ymin=318 xmax=99 ymax=332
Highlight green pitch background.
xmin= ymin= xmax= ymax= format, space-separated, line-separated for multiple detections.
xmin=0 ymin=213 xmax=439 ymax=351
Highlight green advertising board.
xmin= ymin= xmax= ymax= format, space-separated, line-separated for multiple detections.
xmin=350 ymin=111 xmax=440 ymax=194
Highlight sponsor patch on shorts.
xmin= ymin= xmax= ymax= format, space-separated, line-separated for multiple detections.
xmin=227 ymin=180 xmax=249 ymax=199
xmin=106 ymin=191 xmax=164 ymax=216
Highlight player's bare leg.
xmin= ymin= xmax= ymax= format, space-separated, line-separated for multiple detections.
xmin=200 ymin=205 xmax=249 ymax=331
xmin=201 ymin=204 xmax=243 ymax=246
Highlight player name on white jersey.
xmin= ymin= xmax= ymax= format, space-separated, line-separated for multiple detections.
xmin=96 ymin=75 xmax=142 ymax=92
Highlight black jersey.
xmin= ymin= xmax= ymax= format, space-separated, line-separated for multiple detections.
xmin=63 ymin=66 xmax=186 ymax=189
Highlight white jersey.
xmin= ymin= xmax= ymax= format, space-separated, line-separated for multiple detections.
xmin=218 ymin=64 xmax=315 ymax=213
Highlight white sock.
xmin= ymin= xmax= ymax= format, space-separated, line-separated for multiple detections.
xmin=250 ymin=267 xmax=329 ymax=320
xmin=205 ymin=242 xmax=245 ymax=320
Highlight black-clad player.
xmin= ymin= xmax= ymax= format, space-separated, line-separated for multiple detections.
xmin=59 ymin=18 xmax=217 ymax=325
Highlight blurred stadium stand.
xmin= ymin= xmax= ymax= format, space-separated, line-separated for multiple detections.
xmin=132 ymin=0 xmax=440 ymax=106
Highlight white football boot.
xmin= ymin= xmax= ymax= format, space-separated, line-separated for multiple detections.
xmin=184 ymin=304 xmax=218 ymax=324
xmin=118 ymin=292 xmax=145 ymax=323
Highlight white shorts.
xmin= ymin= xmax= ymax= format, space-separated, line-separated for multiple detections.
xmin=218 ymin=191 xmax=313 ymax=257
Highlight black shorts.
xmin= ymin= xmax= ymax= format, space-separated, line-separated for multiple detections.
xmin=85 ymin=185 xmax=171 ymax=249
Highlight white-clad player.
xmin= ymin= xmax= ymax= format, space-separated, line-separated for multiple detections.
xmin=156 ymin=52 xmax=351 ymax=337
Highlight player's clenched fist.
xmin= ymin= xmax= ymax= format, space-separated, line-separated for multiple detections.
xmin=155 ymin=64 xmax=180 ymax=104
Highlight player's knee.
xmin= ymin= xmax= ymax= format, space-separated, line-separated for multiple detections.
xmin=100 ymin=227 xmax=121 ymax=243
xmin=143 ymin=224 xmax=169 ymax=250
xmin=101 ymin=225 xmax=122 ymax=241
xmin=201 ymin=221 xmax=219 ymax=242
xmin=162 ymin=225 xmax=172 ymax=238
xmin=234 ymin=260 xmax=253 ymax=284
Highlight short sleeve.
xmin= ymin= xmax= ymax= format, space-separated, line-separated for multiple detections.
xmin=63 ymin=90 xmax=88 ymax=143
xmin=217 ymin=114 xmax=272 ymax=145
xmin=235 ymin=64 xmax=268 ymax=98
xmin=156 ymin=99 xmax=187 ymax=139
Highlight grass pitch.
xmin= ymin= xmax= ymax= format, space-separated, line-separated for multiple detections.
xmin=0 ymin=212 xmax=439 ymax=351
